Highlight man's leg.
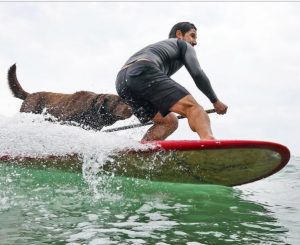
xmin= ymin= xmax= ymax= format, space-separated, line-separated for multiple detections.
xmin=142 ymin=112 xmax=178 ymax=141
xmin=142 ymin=95 xmax=214 ymax=141
xmin=170 ymin=95 xmax=215 ymax=140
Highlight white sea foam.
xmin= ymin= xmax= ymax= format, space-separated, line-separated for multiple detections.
xmin=0 ymin=113 xmax=149 ymax=197
xmin=0 ymin=113 xmax=145 ymax=157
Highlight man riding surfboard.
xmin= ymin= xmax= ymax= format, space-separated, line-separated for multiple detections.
xmin=115 ymin=22 xmax=227 ymax=141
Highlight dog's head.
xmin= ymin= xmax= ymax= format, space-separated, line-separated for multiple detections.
xmin=94 ymin=94 xmax=132 ymax=124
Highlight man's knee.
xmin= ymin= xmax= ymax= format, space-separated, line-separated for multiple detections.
xmin=170 ymin=95 xmax=203 ymax=117
xmin=153 ymin=113 xmax=178 ymax=131
xmin=164 ymin=113 xmax=179 ymax=131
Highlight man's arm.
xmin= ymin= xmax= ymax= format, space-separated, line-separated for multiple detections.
xmin=179 ymin=41 xmax=217 ymax=102
xmin=179 ymin=40 xmax=227 ymax=114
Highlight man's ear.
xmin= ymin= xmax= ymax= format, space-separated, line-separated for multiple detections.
xmin=175 ymin=30 xmax=183 ymax=39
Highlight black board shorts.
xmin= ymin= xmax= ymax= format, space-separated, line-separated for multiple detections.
xmin=115 ymin=60 xmax=190 ymax=123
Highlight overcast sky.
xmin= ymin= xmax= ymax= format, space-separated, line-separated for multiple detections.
xmin=0 ymin=2 xmax=299 ymax=155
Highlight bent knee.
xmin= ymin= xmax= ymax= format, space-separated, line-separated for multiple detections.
xmin=166 ymin=114 xmax=179 ymax=131
xmin=170 ymin=95 xmax=203 ymax=116
xmin=156 ymin=113 xmax=178 ymax=131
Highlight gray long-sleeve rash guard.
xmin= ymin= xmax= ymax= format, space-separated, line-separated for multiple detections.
xmin=124 ymin=38 xmax=218 ymax=103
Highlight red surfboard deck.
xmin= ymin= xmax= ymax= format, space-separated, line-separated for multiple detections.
xmin=0 ymin=140 xmax=290 ymax=186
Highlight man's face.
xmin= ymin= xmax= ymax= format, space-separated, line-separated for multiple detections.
xmin=177 ymin=28 xmax=197 ymax=46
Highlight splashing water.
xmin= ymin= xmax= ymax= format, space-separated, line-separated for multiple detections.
xmin=0 ymin=113 xmax=148 ymax=198
xmin=1 ymin=114 xmax=299 ymax=244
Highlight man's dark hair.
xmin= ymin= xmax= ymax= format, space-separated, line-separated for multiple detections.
xmin=169 ymin=22 xmax=197 ymax=38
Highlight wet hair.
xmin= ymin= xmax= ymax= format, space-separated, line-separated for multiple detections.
xmin=168 ymin=22 xmax=197 ymax=38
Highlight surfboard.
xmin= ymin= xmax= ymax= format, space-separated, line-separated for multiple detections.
xmin=0 ymin=140 xmax=290 ymax=186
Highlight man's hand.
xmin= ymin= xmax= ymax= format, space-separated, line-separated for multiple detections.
xmin=213 ymin=100 xmax=228 ymax=115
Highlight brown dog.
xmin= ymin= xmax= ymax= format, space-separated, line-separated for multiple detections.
xmin=7 ymin=64 xmax=132 ymax=130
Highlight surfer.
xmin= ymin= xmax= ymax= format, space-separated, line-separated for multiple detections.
xmin=116 ymin=22 xmax=228 ymax=141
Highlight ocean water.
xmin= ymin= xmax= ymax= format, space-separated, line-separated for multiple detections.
xmin=0 ymin=114 xmax=299 ymax=245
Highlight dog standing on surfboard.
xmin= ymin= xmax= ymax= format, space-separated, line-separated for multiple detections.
xmin=7 ymin=64 xmax=133 ymax=130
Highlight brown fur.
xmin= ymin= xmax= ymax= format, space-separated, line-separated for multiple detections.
xmin=7 ymin=64 xmax=132 ymax=130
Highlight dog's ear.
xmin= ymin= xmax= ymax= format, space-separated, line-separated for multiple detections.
xmin=96 ymin=98 xmax=109 ymax=115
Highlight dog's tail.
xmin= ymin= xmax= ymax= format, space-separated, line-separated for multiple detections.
xmin=7 ymin=64 xmax=29 ymax=100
